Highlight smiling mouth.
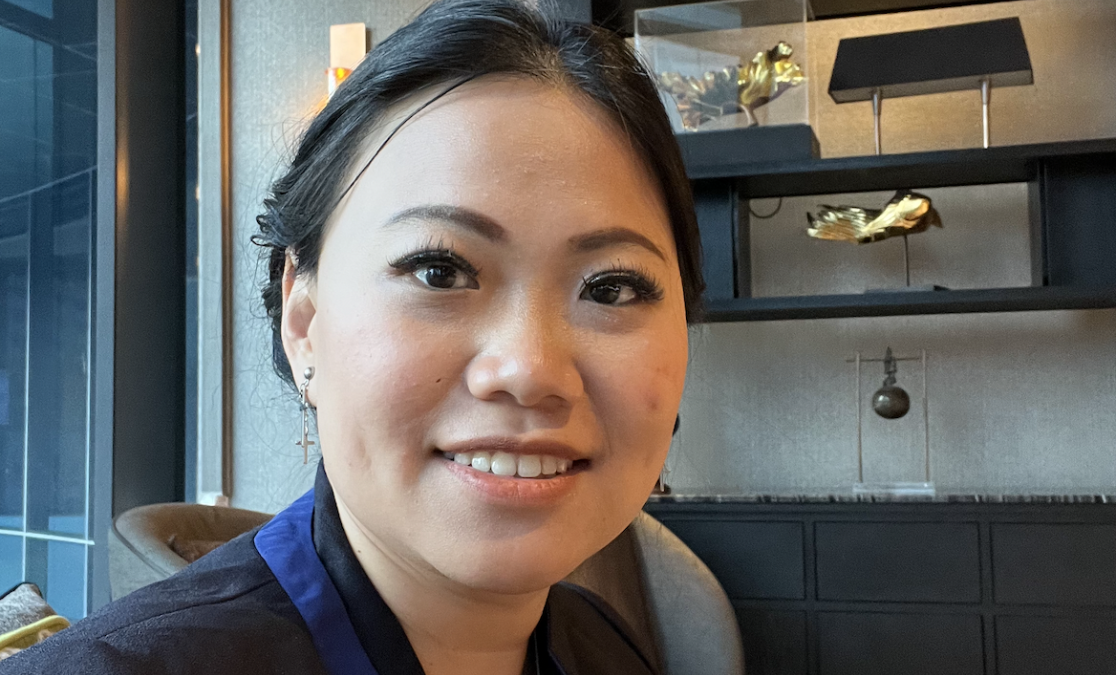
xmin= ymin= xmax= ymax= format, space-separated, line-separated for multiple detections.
xmin=437 ymin=450 xmax=589 ymax=479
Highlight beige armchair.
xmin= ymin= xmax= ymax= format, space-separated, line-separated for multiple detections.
xmin=108 ymin=502 xmax=272 ymax=599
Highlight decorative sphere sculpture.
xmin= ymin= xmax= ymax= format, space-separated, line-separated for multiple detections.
xmin=872 ymin=384 xmax=910 ymax=419
xmin=871 ymin=347 xmax=910 ymax=419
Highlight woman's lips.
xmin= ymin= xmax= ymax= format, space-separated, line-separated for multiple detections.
xmin=443 ymin=450 xmax=576 ymax=478
xmin=435 ymin=445 xmax=589 ymax=507
xmin=439 ymin=436 xmax=587 ymax=462
xmin=441 ymin=458 xmax=583 ymax=506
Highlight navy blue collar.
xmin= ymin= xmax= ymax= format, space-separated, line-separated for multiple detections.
xmin=310 ymin=466 xmax=430 ymax=675
xmin=255 ymin=464 xmax=556 ymax=675
xmin=254 ymin=486 xmax=379 ymax=675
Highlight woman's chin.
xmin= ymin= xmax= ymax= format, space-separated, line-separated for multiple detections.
xmin=435 ymin=548 xmax=585 ymax=596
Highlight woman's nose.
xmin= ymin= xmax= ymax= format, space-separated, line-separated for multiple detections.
xmin=464 ymin=300 xmax=584 ymax=410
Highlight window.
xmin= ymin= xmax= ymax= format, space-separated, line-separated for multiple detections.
xmin=0 ymin=0 xmax=98 ymax=620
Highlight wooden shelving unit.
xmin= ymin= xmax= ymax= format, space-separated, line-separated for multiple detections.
xmin=688 ymin=135 xmax=1116 ymax=321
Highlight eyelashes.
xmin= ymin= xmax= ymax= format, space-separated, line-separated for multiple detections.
xmin=388 ymin=243 xmax=480 ymax=291
xmin=580 ymin=262 xmax=665 ymax=305
xmin=387 ymin=244 xmax=665 ymax=306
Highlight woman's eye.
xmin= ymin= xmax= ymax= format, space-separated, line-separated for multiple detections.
xmin=388 ymin=248 xmax=480 ymax=291
xmin=585 ymin=282 xmax=637 ymax=305
xmin=415 ymin=263 xmax=474 ymax=290
xmin=580 ymin=272 xmax=663 ymax=306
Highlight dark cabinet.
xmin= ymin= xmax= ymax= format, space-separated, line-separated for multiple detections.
xmin=646 ymin=501 xmax=1116 ymax=675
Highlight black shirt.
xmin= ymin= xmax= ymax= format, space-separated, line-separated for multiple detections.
xmin=3 ymin=465 xmax=657 ymax=675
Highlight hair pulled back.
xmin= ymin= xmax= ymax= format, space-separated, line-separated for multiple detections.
xmin=255 ymin=0 xmax=705 ymax=385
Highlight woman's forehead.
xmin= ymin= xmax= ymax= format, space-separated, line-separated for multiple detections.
xmin=359 ymin=77 xmax=641 ymax=184
xmin=331 ymin=77 xmax=672 ymax=248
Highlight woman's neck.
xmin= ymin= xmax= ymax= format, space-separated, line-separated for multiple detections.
xmin=335 ymin=498 xmax=548 ymax=675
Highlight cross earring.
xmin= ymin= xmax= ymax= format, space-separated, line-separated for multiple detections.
xmin=297 ymin=366 xmax=316 ymax=464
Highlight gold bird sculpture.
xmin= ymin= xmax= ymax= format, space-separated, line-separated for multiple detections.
xmin=657 ymin=42 xmax=805 ymax=131
xmin=806 ymin=191 xmax=943 ymax=245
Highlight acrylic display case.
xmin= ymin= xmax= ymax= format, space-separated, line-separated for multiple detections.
xmin=634 ymin=0 xmax=814 ymax=154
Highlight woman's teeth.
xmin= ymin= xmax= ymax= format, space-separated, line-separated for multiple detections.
xmin=445 ymin=451 xmax=572 ymax=478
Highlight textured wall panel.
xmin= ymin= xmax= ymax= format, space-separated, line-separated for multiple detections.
xmin=669 ymin=308 xmax=1116 ymax=495
xmin=227 ymin=0 xmax=431 ymax=511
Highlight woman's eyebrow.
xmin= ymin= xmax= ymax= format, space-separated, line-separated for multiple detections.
xmin=569 ymin=228 xmax=666 ymax=262
xmin=383 ymin=204 xmax=507 ymax=242
xmin=382 ymin=204 xmax=666 ymax=261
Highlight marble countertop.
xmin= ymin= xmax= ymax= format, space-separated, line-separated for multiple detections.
xmin=647 ymin=491 xmax=1116 ymax=504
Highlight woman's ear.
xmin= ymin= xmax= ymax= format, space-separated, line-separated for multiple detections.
xmin=280 ymin=251 xmax=317 ymax=384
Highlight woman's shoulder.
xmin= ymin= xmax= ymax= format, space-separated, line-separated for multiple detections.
xmin=2 ymin=531 xmax=325 ymax=675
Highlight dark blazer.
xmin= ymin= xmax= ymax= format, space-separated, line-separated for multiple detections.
xmin=3 ymin=468 xmax=657 ymax=675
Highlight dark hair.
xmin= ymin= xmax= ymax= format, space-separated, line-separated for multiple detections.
xmin=255 ymin=0 xmax=705 ymax=385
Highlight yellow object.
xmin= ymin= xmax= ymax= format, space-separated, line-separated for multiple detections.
xmin=738 ymin=42 xmax=805 ymax=110
xmin=807 ymin=191 xmax=943 ymax=244
xmin=328 ymin=22 xmax=367 ymax=97
xmin=327 ymin=67 xmax=353 ymax=97
xmin=658 ymin=42 xmax=805 ymax=131
xmin=0 ymin=615 xmax=70 ymax=655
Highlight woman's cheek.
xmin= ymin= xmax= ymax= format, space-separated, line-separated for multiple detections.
xmin=594 ymin=341 xmax=683 ymax=455
xmin=612 ymin=328 xmax=686 ymax=415
xmin=318 ymin=311 xmax=462 ymax=453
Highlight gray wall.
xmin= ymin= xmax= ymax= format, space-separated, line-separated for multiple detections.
xmin=221 ymin=0 xmax=1116 ymax=510
xmin=226 ymin=0 xmax=431 ymax=512
xmin=672 ymin=310 xmax=1116 ymax=495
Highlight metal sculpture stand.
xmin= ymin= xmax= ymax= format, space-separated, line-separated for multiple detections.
xmin=870 ymin=89 xmax=913 ymax=286
xmin=848 ymin=349 xmax=934 ymax=496
xmin=981 ymin=77 xmax=991 ymax=149
xmin=869 ymin=78 xmax=994 ymax=284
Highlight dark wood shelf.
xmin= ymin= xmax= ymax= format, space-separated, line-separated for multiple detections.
xmin=689 ymin=137 xmax=1116 ymax=321
xmin=704 ymin=286 xmax=1116 ymax=322
xmin=592 ymin=0 xmax=1010 ymax=36
xmin=683 ymin=137 xmax=1116 ymax=198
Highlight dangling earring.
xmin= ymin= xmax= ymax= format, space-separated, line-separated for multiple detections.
xmin=297 ymin=367 xmax=316 ymax=464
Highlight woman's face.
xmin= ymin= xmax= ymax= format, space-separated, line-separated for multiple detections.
xmin=282 ymin=77 xmax=689 ymax=594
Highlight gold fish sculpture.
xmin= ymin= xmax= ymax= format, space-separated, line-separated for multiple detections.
xmin=806 ymin=191 xmax=943 ymax=245
xmin=658 ymin=42 xmax=805 ymax=131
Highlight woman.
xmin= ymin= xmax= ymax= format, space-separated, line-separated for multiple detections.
xmin=5 ymin=0 xmax=704 ymax=672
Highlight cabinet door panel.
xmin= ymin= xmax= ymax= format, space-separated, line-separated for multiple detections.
xmin=817 ymin=612 xmax=984 ymax=675
xmin=816 ymin=522 xmax=981 ymax=602
xmin=997 ymin=615 xmax=1116 ymax=675
xmin=735 ymin=609 xmax=807 ymax=675
xmin=656 ymin=519 xmax=805 ymax=600
xmin=993 ymin=524 xmax=1116 ymax=605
